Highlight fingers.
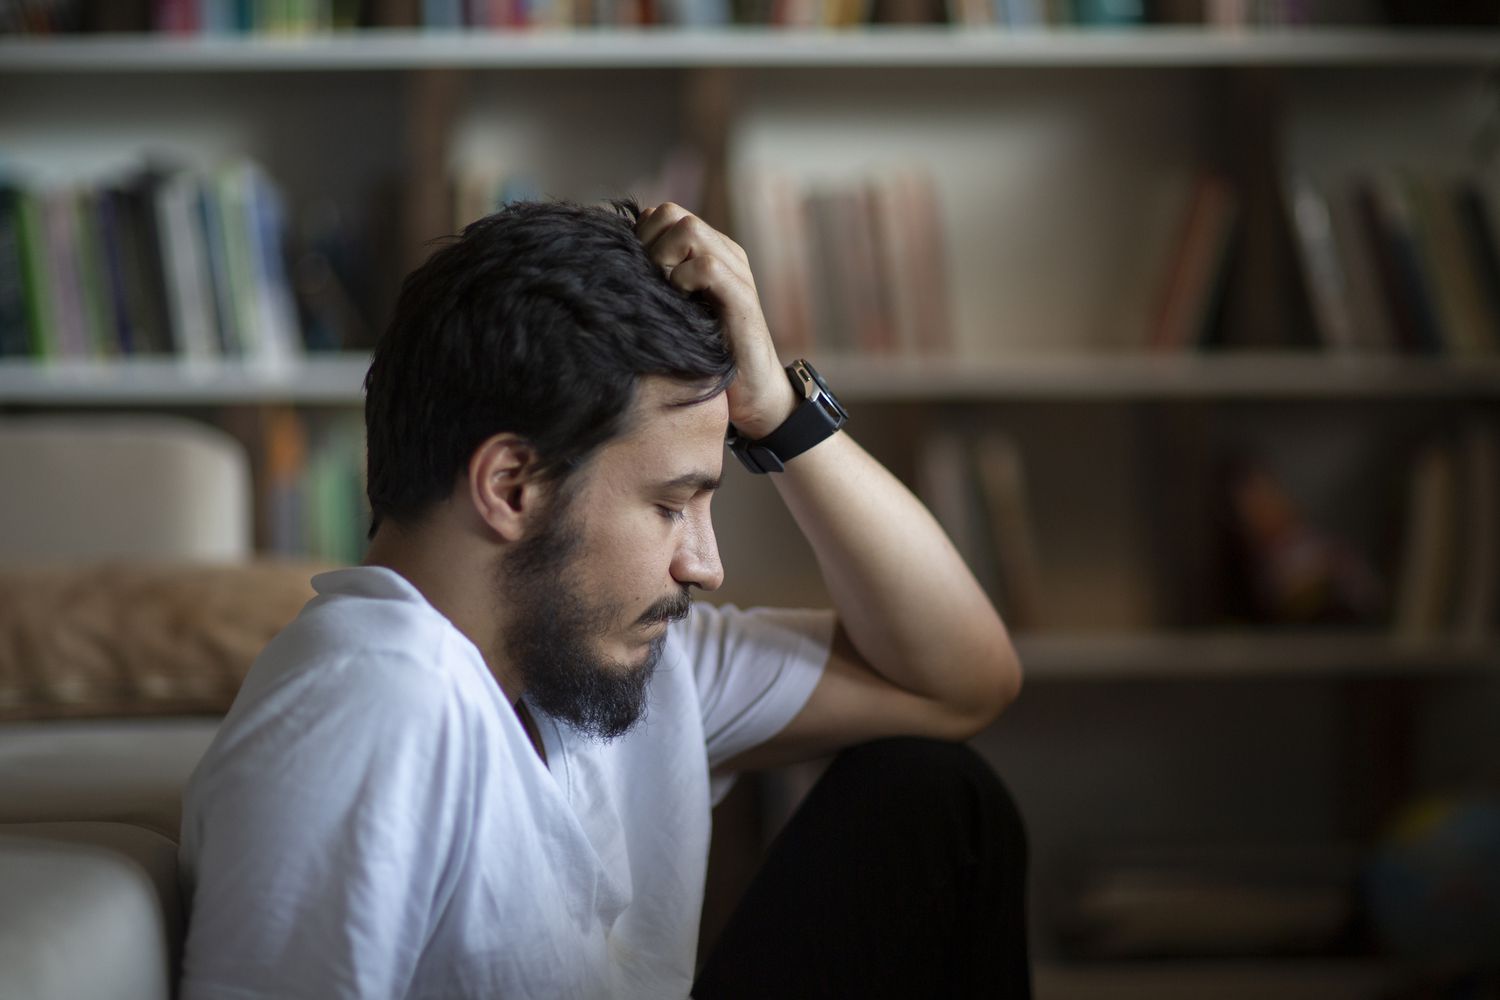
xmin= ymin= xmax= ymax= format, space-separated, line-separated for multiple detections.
xmin=635 ymin=202 xmax=751 ymax=282
xmin=665 ymin=253 xmax=754 ymax=313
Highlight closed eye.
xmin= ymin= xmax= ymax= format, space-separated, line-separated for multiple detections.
xmin=657 ymin=505 xmax=687 ymax=523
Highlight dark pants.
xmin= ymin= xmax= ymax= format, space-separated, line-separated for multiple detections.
xmin=694 ymin=738 xmax=1032 ymax=1000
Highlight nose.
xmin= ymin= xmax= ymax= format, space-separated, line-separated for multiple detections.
xmin=672 ymin=509 xmax=724 ymax=592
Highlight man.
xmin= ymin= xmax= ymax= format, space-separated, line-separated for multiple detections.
xmin=178 ymin=198 xmax=1028 ymax=999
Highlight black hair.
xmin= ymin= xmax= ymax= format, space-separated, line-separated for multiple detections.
xmin=364 ymin=197 xmax=736 ymax=539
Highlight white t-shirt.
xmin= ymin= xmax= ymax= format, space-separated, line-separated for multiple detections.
xmin=178 ymin=566 xmax=831 ymax=1000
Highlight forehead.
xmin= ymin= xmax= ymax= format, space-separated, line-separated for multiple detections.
xmin=589 ymin=376 xmax=728 ymax=487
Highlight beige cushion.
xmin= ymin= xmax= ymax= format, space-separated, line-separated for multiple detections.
xmin=0 ymin=560 xmax=323 ymax=722
xmin=0 ymin=416 xmax=252 ymax=564
xmin=0 ymin=717 xmax=219 ymax=838
xmin=0 ymin=822 xmax=182 ymax=1000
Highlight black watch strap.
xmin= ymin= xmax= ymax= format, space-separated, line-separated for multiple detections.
xmin=727 ymin=360 xmax=848 ymax=474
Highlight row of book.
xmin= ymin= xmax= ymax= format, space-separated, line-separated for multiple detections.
xmin=917 ymin=428 xmax=1044 ymax=629
xmin=1149 ymin=168 xmax=1500 ymax=356
xmin=1393 ymin=424 xmax=1498 ymax=639
xmin=3 ymin=0 xmax=1457 ymax=34
xmin=449 ymin=143 xmax=704 ymax=234
xmin=1289 ymin=171 xmax=1500 ymax=358
xmin=915 ymin=419 xmax=1500 ymax=636
xmin=733 ymin=166 xmax=953 ymax=358
xmin=227 ymin=406 xmax=370 ymax=564
xmin=0 ymin=161 xmax=363 ymax=364
xmin=946 ymin=0 xmax=1344 ymax=29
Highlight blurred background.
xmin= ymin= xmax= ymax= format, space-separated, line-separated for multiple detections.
xmin=2 ymin=1 xmax=1500 ymax=997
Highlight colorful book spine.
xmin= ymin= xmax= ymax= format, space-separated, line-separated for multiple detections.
xmin=0 ymin=186 xmax=29 ymax=358
xmin=0 ymin=161 xmax=306 ymax=364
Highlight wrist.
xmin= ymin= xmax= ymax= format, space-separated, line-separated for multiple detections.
xmin=727 ymin=359 xmax=849 ymax=475
xmin=731 ymin=379 xmax=799 ymax=441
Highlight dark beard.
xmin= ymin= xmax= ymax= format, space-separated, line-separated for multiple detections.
xmin=500 ymin=485 xmax=692 ymax=741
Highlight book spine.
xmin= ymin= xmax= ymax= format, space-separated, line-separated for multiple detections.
xmin=1370 ymin=175 xmax=1446 ymax=355
xmin=243 ymin=164 xmax=304 ymax=365
xmin=1286 ymin=173 xmax=1357 ymax=352
xmin=127 ymin=173 xmax=177 ymax=355
xmin=96 ymin=190 xmax=137 ymax=356
xmin=1354 ymin=179 xmax=1425 ymax=355
xmin=0 ymin=187 xmax=29 ymax=358
xmin=200 ymin=175 xmax=243 ymax=357
xmin=1455 ymin=181 xmax=1500 ymax=355
xmin=41 ymin=189 xmax=88 ymax=359
xmin=14 ymin=188 xmax=55 ymax=359
xmin=71 ymin=190 xmax=116 ymax=360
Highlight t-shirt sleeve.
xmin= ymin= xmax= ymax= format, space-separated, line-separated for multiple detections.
xmin=678 ymin=602 xmax=834 ymax=801
xmin=178 ymin=650 xmax=478 ymax=1000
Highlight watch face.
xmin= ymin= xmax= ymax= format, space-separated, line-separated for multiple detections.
xmin=799 ymin=361 xmax=848 ymax=423
xmin=805 ymin=363 xmax=831 ymax=396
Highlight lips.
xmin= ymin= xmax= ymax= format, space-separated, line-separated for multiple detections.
xmin=636 ymin=591 xmax=692 ymax=630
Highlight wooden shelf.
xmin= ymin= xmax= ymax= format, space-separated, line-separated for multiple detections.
xmin=0 ymin=26 xmax=1496 ymax=73
xmin=0 ymin=355 xmax=371 ymax=406
xmin=1016 ymin=630 xmax=1500 ymax=681
xmin=821 ymin=352 xmax=1500 ymax=401
xmin=5 ymin=353 xmax=1500 ymax=405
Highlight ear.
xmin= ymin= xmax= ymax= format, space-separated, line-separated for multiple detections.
xmin=468 ymin=433 xmax=547 ymax=543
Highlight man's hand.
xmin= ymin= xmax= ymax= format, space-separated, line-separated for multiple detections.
xmin=635 ymin=203 xmax=797 ymax=440
xmin=636 ymin=204 xmax=1019 ymax=767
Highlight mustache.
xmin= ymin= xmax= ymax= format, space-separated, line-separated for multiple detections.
xmin=637 ymin=588 xmax=693 ymax=628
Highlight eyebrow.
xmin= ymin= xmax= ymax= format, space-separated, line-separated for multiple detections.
xmin=656 ymin=472 xmax=722 ymax=495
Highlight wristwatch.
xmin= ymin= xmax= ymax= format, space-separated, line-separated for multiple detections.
xmin=727 ymin=359 xmax=848 ymax=474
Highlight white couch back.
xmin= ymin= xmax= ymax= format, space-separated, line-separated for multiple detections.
xmin=0 ymin=415 xmax=252 ymax=564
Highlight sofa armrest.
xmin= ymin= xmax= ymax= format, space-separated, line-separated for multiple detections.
xmin=0 ymin=822 xmax=181 ymax=1000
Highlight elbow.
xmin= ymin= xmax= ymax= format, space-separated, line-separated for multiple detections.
xmin=985 ymin=641 xmax=1025 ymax=724
xmin=950 ymin=638 xmax=1023 ymax=741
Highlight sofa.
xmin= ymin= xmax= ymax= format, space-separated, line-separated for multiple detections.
xmin=0 ymin=414 xmax=788 ymax=998
xmin=0 ymin=415 xmax=318 ymax=1000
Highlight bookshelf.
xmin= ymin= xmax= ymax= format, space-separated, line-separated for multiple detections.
xmin=1 ymin=26 xmax=1498 ymax=70
xmin=9 ymin=350 xmax=1500 ymax=403
xmin=4 ymin=23 xmax=1499 ymax=998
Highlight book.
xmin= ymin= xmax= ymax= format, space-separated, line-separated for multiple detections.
xmin=0 ymin=185 xmax=27 ymax=357
xmin=1454 ymin=421 xmax=1499 ymax=640
xmin=1408 ymin=173 xmax=1494 ymax=357
xmin=12 ymin=187 xmax=54 ymax=359
xmin=1454 ymin=180 xmax=1500 ymax=354
xmin=242 ymin=162 xmax=304 ymax=367
xmin=199 ymin=174 xmax=243 ymax=357
xmin=903 ymin=167 xmax=953 ymax=355
xmin=155 ymin=171 xmax=222 ymax=362
xmin=1357 ymin=173 xmax=1445 ymax=356
xmin=866 ymin=169 xmax=916 ymax=355
xmin=71 ymin=189 xmax=116 ymax=360
xmin=212 ymin=167 xmax=262 ymax=359
xmin=1150 ymin=173 xmax=1239 ymax=352
xmin=729 ymin=164 xmax=950 ymax=358
xmin=120 ymin=170 xmax=176 ymax=355
xmin=41 ymin=189 xmax=88 ymax=359
xmin=96 ymin=188 xmax=137 ymax=356
xmin=972 ymin=431 xmax=1044 ymax=630
xmin=804 ymin=185 xmax=853 ymax=353
xmin=844 ymin=184 xmax=895 ymax=354
xmin=1286 ymin=172 xmax=1358 ymax=352
xmin=1392 ymin=441 xmax=1459 ymax=637
xmin=1323 ymin=175 xmax=1395 ymax=352
xmin=263 ymin=406 xmax=309 ymax=557
xmin=759 ymin=168 xmax=817 ymax=356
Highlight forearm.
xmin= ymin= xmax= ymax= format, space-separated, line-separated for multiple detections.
xmin=773 ymin=430 xmax=1023 ymax=728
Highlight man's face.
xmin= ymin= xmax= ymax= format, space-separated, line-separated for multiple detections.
xmin=499 ymin=377 xmax=728 ymax=740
